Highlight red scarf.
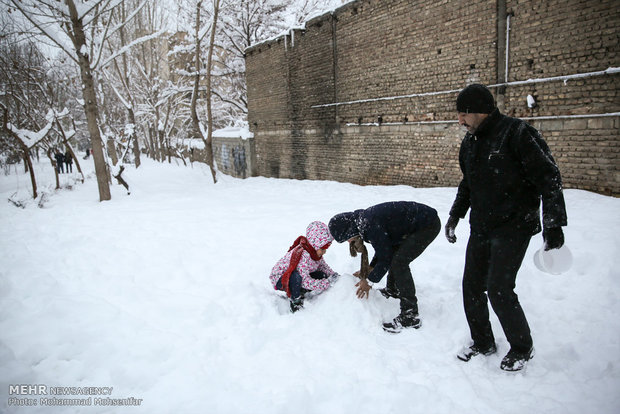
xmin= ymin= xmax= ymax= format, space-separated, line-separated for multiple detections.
xmin=281 ymin=236 xmax=324 ymax=298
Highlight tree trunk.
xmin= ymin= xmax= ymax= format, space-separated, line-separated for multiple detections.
xmin=150 ymin=127 xmax=158 ymax=161
xmin=117 ymin=3 xmax=141 ymax=169
xmin=159 ymin=128 xmax=167 ymax=163
xmin=129 ymin=110 xmax=141 ymax=168
xmin=67 ymin=0 xmax=111 ymax=201
xmin=60 ymin=119 xmax=84 ymax=183
xmin=23 ymin=148 xmax=37 ymax=199
xmin=146 ymin=125 xmax=156 ymax=160
xmin=2 ymin=104 xmax=37 ymax=198
xmin=113 ymin=165 xmax=130 ymax=194
xmin=162 ymin=102 xmax=172 ymax=164
xmin=190 ymin=1 xmax=203 ymax=143
xmin=131 ymin=134 xmax=141 ymax=167
xmin=47 ymin=149 xmax=60 ymax=190
xmin=107 ymin=137 xmax=119 ymax=166
xmin=203 ymin=0 xmax=220 ymax=184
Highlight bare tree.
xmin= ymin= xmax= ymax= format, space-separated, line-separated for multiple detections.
xmin=102 ymin=0 xmax=168 ymax=169
xmin=125 ymin=0 xmax=195 ymax=164
xmin=203 ymin=0 xmax=221 ymax=183
xmin=5 ymin=0 xmax=160 ymax=201
xmin=190 ymin=1 xmax=207 ymax=144
xmin=215 ymin=0 xmax=287 ymax=123
xmin=54 ymin=110 xmax=85 ymax=183
xmin=1 ymin=103 xmax=54 ymax=198
xmin=0 ymin=27 xmax=58 ymax=198
xmin=179 ymin=0 xmax=218 ymax=182
xmin=214 ymin=0 xmax=344 ymax=124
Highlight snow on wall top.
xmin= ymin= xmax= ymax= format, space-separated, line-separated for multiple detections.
xmin=245 ymin=0 xmax=355 ymax=53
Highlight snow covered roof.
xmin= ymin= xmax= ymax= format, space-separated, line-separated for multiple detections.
xmin=212 ymin=127 xmax=254 ymax=140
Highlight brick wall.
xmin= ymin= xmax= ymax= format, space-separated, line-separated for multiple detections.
xmin=246 ymin=0 xmax=620 ymax=195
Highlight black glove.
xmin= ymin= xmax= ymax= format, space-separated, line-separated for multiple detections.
xmin=445 ymin=216 xmax=459 ymax=243
xmin=543 ymin=227 xmax=564 ymax=251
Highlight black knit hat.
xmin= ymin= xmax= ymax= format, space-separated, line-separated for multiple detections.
xmin=456 ymin=84 xmax=495 ymax=114
xmin=328 ymin=211 xmax=361 ymax=243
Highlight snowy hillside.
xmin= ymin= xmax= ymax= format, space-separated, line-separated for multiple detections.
xmin=1 ymin=159 xmax=619 ymax=414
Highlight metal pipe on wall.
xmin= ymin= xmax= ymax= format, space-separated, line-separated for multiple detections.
xmin=496 ymin=0 xmax=507 ymax=109
xmin=505 ymin=13 xmax=512 ymax=83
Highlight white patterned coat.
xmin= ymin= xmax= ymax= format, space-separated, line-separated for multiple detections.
xmin=269 ymin=221 xmax=336 ymax=293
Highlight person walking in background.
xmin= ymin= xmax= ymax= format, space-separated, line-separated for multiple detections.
xmin=54 ymin=150 xmax=65 ymax=174
xmin=445 ymin=84 xmax=568 ymax=372
xmin=329 ymin=201 xmax=440 ymax=333
xmin=64 ymin=150 xmax=73 ymax=173
xmin=269 ymin=221 xmax=339 ymax=313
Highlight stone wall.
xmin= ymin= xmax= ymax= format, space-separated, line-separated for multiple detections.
xmin=245 ymin=0 xmax=620 ymax=195
xmin=183 ymin=136 xmax=255 ymax=179
xmin=212 ymin=136 xmax=256 ymax=179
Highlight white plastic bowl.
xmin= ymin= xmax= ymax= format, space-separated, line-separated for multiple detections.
xmin=533 ymin=244 xmax=573 ymax=275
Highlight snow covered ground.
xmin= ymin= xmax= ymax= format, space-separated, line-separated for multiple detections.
xmin=1 ymin=158 xmax=619 ymax=414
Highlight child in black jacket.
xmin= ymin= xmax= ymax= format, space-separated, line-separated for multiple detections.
xmin=329 ymin=201 xmax=440 ymax=332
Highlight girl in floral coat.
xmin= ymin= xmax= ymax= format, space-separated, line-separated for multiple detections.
xmin=270 ymin=221 xmax=339 ymax=312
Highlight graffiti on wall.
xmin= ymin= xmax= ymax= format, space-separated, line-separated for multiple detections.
xmin=232 ymin=146 xmax=247 ymax=178
xmin=220 ymin=144 xmax=231 ymax=170
xmin=217 ymin=141 xmax=250 ymax=178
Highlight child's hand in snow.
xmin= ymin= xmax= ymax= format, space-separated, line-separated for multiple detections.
xmin=355 ymin=279 xmax=371 ymax=299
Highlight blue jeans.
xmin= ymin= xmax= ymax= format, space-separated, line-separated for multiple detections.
xmin=276 ymin=270 xmax=328 ymax=299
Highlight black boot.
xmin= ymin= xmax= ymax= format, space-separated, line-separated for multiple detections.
xmin=289 ymin=297 xmax=304 ymax=313
xmin=457 ymin=343 xmax=497 ymax=362
xmin=378 ymin=286 xmax=400 ymax=299
xmin=500 ymin=347 xmax=534 ymax=372
xmin=382 ymin=309 xmax=421 ymax=333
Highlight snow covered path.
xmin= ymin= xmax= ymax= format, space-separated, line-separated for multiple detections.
xmin=1 ymin=159 xmax=619 ymax=413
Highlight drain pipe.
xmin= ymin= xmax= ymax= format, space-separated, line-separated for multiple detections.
xmin=505 ymin=13 xmax=512 ymax=84
xmin=331 ymin=13 xmax=340 ymax=131
xmin=496 ymin=0 xmax=507 ymax=110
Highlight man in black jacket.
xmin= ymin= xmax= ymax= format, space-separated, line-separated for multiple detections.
xmin=445 ymin=84 xmax=568 ymax=371
xmin=329 ymin=201 xmax=441 ymax=333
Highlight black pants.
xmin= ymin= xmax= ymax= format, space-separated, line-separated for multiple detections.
xmin=387 ymin=215 xmax=441 ymax=313
xmin=463 ymin=230 xmax=533 ymax=353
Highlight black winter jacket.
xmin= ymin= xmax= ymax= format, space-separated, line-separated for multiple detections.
xmin=449 ymin=109 xmax=567 ymax=236
xmin=354 ymin=201 xmax=438 ymax=283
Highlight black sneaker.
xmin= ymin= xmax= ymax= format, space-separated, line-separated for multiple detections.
xmin=290 ymin=298 xmax=304 ymax=313
xmin=378 ymin=287 xmax=400 ymax=299
xmin=457 ymin=343 xmax=497 ymax=362
xmin=382 ymin=309 xmax=421 ymax=333
xmin=500 ymin=347 xmax=535 ymax=372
